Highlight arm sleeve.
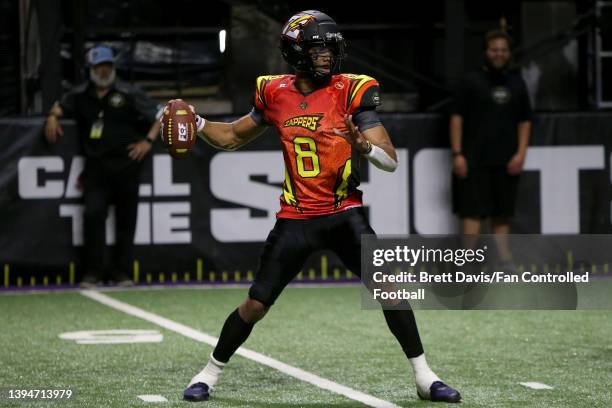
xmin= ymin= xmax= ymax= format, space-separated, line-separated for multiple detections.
xmin=352 ymin=108 xmax=382 ymax=132
xmin=132 ymin=86 xmax=162 ymax=123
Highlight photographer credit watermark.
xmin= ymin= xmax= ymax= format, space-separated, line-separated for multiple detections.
xmin=361 ymin=235 xmax=612 ymax=310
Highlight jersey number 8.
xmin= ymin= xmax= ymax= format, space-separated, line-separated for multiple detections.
xmin=293 ymin=137 xmax=321 ymax=178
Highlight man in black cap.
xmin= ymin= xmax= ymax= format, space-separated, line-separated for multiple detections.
xmin=45 ymin=45 xmax=161 ymax=286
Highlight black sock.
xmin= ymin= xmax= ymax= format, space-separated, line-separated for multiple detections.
xmin=212 ymin=308 xmax=255 ymax=363
xmin=383 ymin=307 xmax=424 ymax=359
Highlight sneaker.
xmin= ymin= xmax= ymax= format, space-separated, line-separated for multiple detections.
xmin=183 ymin=382 xmax=210 ymax=401
xmin=417 ymin=381 xmax=461 ymax=403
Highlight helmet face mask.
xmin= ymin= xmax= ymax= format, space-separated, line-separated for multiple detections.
xmin=280 ymin=10 xmax=347 ymax=81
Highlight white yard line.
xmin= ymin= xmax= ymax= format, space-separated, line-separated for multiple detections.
xmin=81 ymin=290 xmax=400 ymax=408
xmin=519 ymin=382 xmax=554 ymax=390
xmin=137 ymin=394 xmax=168 ymax=402
xmin=1 ymin=281 xmax=360 ymax=296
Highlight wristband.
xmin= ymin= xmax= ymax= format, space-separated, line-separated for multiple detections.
xmin=145 ymin=138 xmax=154 ymax=145
xmin=452 ymin=151 xmax=462 ymax=157
xmin=195 ymin=114 xmax=206 ymax=133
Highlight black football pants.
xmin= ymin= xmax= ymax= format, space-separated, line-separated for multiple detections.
xmin=212 ymin=207 xmax=425 ymax=363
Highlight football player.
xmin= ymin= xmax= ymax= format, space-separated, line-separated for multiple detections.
xmin=178 ymin=10 xmax=461 ymax=403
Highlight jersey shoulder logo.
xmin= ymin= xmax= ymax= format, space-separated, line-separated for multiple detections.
xmin=283 ymin=114 xmax=324 ymax=132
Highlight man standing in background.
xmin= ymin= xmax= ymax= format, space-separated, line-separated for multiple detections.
xmin=44 ymin=45 xmax=161 ymax=286
xmin=450 ymin=30 xmax=532 ymax=264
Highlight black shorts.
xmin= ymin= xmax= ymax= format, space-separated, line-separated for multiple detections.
xmin=452 ymin=166 xmax=519 ymax=219
xmin=248 ymin=207 xmax=374 ymax=306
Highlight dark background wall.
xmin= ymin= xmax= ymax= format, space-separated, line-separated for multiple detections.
xmin=2 ymin=0 xmax=608 ymax=117
xmin=2 ymin=112 xmax=611 ymax=283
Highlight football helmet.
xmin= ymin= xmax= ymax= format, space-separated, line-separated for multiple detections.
xmin=280 ymin=10 xmax=347 ymax=81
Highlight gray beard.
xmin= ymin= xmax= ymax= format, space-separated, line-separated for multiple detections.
xmin=90 ymin=67 xmax=116 ymax=88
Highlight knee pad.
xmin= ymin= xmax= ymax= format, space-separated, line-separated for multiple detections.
xmin=248 ymin=281 xmax=279 ymax=307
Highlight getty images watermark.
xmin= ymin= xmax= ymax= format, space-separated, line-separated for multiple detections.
xmin=360 ymin=235 xmax=612 ymax=310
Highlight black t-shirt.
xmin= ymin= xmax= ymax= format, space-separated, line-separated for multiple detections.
xmin=59 ymin=79 xmax=160 ymax=170
xmin=451 ymin=67 xmax=532 ymax=166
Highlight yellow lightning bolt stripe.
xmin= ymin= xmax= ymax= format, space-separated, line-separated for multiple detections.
xmin=256 ymin=76 xmax=267 ymax=107
xmin=256 ymin=75 xmax=286 ymax=107
xmin=288 ymin=15 xmax=314 ymax=30
xmin=334 ymin=159 xmax=352 ymax=208
xmin=282 ymin=168 xmax=298 ymax=207
xmin=348 ymin=75 xmax=375 ymax=109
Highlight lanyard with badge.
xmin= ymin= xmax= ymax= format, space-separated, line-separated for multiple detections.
xmin=90 ymin=110 xmax=104 ymax=139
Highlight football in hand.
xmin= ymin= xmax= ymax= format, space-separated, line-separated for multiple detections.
xmin=160 ymin=99 xmax=197 ymax=159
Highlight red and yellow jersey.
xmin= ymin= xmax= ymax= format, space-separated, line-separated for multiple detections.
xmin=253 ymin=73 xmax=381 ymax=219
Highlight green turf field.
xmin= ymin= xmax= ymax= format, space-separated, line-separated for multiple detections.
xmin=1 ymin=286 xmax=611 ymax=407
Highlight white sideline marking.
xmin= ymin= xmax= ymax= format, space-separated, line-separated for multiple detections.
xmin=59 ymin=329 xmax=163 ymax=344
xmin=138 ymin=394 xmax=168 ymax=402
xmin=520 ymin=382 xmax=554 ymax=390
xmin=1 ymin=281 xmax=360 ymax=296
xmin=81 ymin=290 xmax=400 ymax=408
